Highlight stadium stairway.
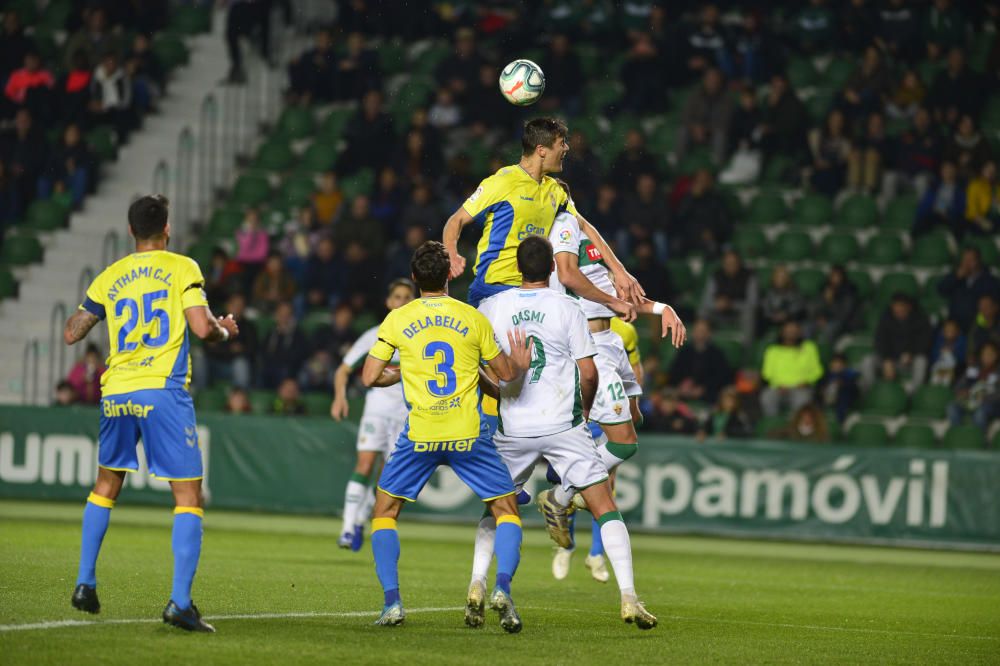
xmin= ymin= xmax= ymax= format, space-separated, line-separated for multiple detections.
xmin=0 ymin=10 xmax=291 ymax=405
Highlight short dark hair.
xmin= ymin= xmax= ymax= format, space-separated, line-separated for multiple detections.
xmin=521 ymin=117 xmax=568 ymax=155
xmin=517 ymin=235 xmax=554 ymax=283
xmin=411 ymin=241 xmax=450 ymax=292
xmin=128 ymin=195 xmax=169 ymax=240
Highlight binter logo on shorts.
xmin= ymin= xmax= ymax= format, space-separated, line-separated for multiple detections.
xmin=413 ymin=439 xmax=475 ymax=453
xmin=103 ymin=399 xmax=155 ymax=418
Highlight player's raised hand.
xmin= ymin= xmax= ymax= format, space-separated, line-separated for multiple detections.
xmin=613 ymin=268 xmax=646 ymax=305
xmin=609 ymin=297 xmax=638 ymax=323
xmin=506 ymin=327 xmax=534 ymax=375
xmin=448 ymin=250 xmax=466 ymax=279
xmin=219 ymin=313 xmax=239 ymax=339
xmin=330 ymin=395 xmax=349 ymax=421
xmin=660 ymin=305 xmax=686 ymax=348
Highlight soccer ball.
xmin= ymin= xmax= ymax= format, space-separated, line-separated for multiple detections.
xmin=498 ymin=59 xmax=545 ymax=106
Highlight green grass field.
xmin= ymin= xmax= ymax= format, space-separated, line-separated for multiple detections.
xmin=1 ymin=500 xmax=998 ymax=664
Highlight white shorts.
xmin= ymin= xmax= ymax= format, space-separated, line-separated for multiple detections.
xmin=356 ymin=414 xmax=406 ymax=454
xmin=591 ymin=329 xmax=641 ymax=425
xmin=493 ymin=423 xmax=608 ymax=493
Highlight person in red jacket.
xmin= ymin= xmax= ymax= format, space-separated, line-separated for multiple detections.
xmin=4 ymin=51 xmax=53 ymax=105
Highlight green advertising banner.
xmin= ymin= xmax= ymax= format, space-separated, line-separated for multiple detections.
xmin=1 ymin=406 xmax=998 ymax=550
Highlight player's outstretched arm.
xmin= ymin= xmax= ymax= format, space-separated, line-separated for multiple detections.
xmin=485 ymin=329 xmax=533 ymax=382
xmin=577 ymin=214 xmax=645 ymax=305
xmin=185 ymin=306 xmax=239 ymax=342
xmin=63 ymin=310 xmax=100 ymax=345
xmin=577 ymin=356 xmax=598 ymax=414
xmin=442 ymin=206 xmax=474 ymax=279
xmin=637 ymin=298 xmax=687 ymax=348
xmin=477 ymin=367 xmax=500 ymax=400
xmin=361 ymin=355 xmax=401 ymax=388
xmin=330 ymin=362 xmax=352 ymax=420
xmin=554 ymin=253 xmax=637 ymax=322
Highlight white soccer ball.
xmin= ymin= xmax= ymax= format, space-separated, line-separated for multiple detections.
xmin=498 ymin=59 xmax=545 ymax=106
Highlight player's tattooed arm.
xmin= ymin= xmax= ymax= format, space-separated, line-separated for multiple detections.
xmin=443 ymin=206 xmax=474 ymax=279
xmin=361 ymin=355 xmax=401 ymax=388
xmin=63 ymin=310 xmax=100 ymax=345
xmin=576 ymin=214 xmax=646 ymax=304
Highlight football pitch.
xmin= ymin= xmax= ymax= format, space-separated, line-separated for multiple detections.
xmin=1 ymin=500 xmax=998 ymax=664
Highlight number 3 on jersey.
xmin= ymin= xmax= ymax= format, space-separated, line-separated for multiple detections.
xmin=115 ymin=289 xmax=171 ymax=352
xmin=423 ymin=341 xmax=457 ymax=396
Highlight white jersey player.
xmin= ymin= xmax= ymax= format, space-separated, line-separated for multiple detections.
xmin=330 ymin=279 xmax=415 ymax=551
xmin=467 ymin=235 xmax=657 ymax=631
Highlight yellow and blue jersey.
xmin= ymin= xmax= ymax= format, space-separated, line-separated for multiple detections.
xmin=463 ymin=165 xmax=576 ymax=290
xmin=610 ymin=318 xmax=641 ymax=367
xmin=79 ymin=250 xmax=208 ymax=397
xmin=369 ymin=296 xmax=500 ymax=443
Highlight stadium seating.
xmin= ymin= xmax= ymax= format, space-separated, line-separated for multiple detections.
xmin=893 ymin=423 xmax=937 ymax=449
xmin=848 ymin=422 xmax=890 ymax=446
xmin=943 ymin=425 xmax=986 ymax=450
xmin=861 ymin=382 xmax=908 ymax=417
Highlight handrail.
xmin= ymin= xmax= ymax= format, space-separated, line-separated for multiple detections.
xmin=102 ymin=229 xmax=120 ymax=266
xmin=176 ymin=126 xmax=195 ymax=240
xmin=199 ymin=93 xmax=219 ymax=221
xmin=48 ymin=302 xmax=67 ymax=400
xmin=22 ymin=339 xmax=39 ymax=405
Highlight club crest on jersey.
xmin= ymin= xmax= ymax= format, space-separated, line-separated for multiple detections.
xmin=613 ymin=403 xmax=623 ymax=416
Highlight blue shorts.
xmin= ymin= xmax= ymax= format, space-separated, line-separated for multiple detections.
xmin=98 ymin=389 xmax=203 ymax=481
xmin=378 ymin=425 xmax=515 ymax=502
xmin=481 ymin=413 xmax=499 ymax=438
xmin=467 ymin=279 xmax=514 ymax=308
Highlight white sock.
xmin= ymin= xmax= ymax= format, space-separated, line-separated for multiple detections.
xmin=341 ymin=480 xmax=366 ymax=534
xmin=470 ymin=516 xmax=496 ymax=585
xmin=552 ymin=485 xmax=574 ymax=507
xmin=357 ymin=485 xmax=376 ymax=527
xmin=599 ymin=518 xmax=635 ymax=598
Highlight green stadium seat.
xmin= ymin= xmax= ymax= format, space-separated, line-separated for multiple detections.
xmin=0 ymin=235 xmax=43 ymax=266
xmin=207 ymin=208 xmax=244 ymax=236
xmin=231 ymin=174 xmax=271 ymax=207
xmin=248 ymin=390 xmax=276 ymax=415
xmin=152 ymin=33 xmax=190 ymax=70
xmin=876 ymin=272 xmax=920 ymax=306
xmin=910 ymin=385 xmax=951 ymax=419
xmin=862 ymin=381 xmax=908 ymax=417
xmin=319 ymin=108 xmax=355 ymax=140
xmin=647 ymin=121 xmax=676 ymax=154
xmin=910 ymin=233 xmax=954 ymax=268
xmin=732 ymin=227 xmax=767 ymax=259
xmin=806 ymin=91 xmax=833 ymax=123
xmin=787 ymin=57 xmax=819 ymax=88
xmin=823 ymin=58 xmax=854 ymax=90
xmin=169 ymin=5 xmax=212 ymax=35
xmin=771 ymin=230 xmax=813 ymax=262
xmin=253 ymin=315 xmax=275 ymax=341
xmin=254 ymin=141 xmax=295 ymax=172
xmin=187 ymin=241 xmax=216 ymax=271
xmin=893 ymin=423 xmax=938 ymax=449
xmin=51 ymin=190 xmax=74 ymax=215
xmin=847 ymin=269 xmax=874 ymax=297
xmin=843 ymin=341 xmax=873 ymax=366
xmin=276 ymin=107 xmax=315 ymax=141
xmin=862 ymin=233 xmax=904 ymax=265
xmin=194 ymin=387 xmax=228 ymax=412
xmin=0 ymin=268 xmax=17 ymax=300
xmin=820 ymin=233 xmax=860 ymax=265
xmin=341 ymin=169 xmax=375 ymax=198
xmin=279 ymin=174 xmax=316 ymax=208
xmin=301 ymin=392 xmax=332 ymax=417
xmin=413 ymin=43 xmax=450 ymax=75
xmin=942 ymin=424 xmax=986 ymax=450
xmin=794 ymin=194 xmax=833 ymax=227
xmin=25 ymin=199 xmax=68 ymax=232
xmin=378 ymin=40 xmax=407 ymax=74
xmin=793 ymin=267 xmax=826 ymax=297
xmin=884 ymin=195 xmax=917 ymax=231
xmin=300 ymin=141 xmax=339 ymax=173
xmin=584 ymin=81 xmax=624 ymax=113
xmin=848 ymin=422 xmax=890 ymax=446
xmin=677 ymin=147 xmax=715 ymax=175
xmin=837 ymin=194 xmax=879 ymax=228
xmin=747 ymin=192 xmax=788 ymax=225
xmin=667 ymin=262 xmax=695 ymax=293
xmin=300 ymin=311 xmax=331 ymax=337
xmin=715 ymin=337 xmax=745 ymax=369
xmin=38 ymin=0 xmax=70 ymax=31
xmin=760 ymin=155 xmax=794 ymax=186
xmin=755 ymin=415 xmax=788 ymax=438
xmin=86 ymin=125 xmax=118 ymax=162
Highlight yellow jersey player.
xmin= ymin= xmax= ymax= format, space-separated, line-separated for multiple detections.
xmin=64 ymin=195 xmax=238 ymax=633
xmin=361 ymin=241 xmax=532 ymax=632
xmin=611 ymin=318 xmax=644 ymax=388
xmin=442 ymin=117 xmax=642 ymax=312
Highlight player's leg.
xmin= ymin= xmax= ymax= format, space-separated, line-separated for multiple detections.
xmin=370 ymin=489 xmax=406 ymax=626
xmin=339 ymin=445 xmax=379 ymax=550
xmin=163 ymin=478 xmax=213 ymax=632
xmin=578 ymin=480 xmax=656 ymax=630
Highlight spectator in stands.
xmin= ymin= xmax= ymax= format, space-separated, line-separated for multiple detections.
xmin=334 ymin=195 xmax=385 ymax=258
xmin=819 ymin=353 xmax=861 ymax=423
xmin=59 ymin=52 xmax=93 ymax=125
xmin=65 ymin=8 xmax=122 ymax=72
xmin=339 ymin=239 xmax=382 ymax=311
xmin=336 ymin=32 xmax=380 ymax=101
xmin=311 ymin=302 xmax=355 ymax=361
xmin=89 ymin=53 xmax=135 ymax=142
xmin=676 ymin=68 xmax=733 ymax=165
xmin=729 ymin=11 xmax=779 ymax=84
xmin=387 ymin=224 xmax=427 ymax=283
xmin=435 ymin=27 xmax=483 ymax=101
xmin=393 ymin=129 xmax=444 ymax=191
xmin=38 ymin=124 xmax=93 ymax=208
xmin=539 ymin=34 xmax=582 ymax=115
xmin=963 ymin=161 xmax=1000 ymax=237
xmin=841 ymin=0 xmax=878 ymax=53
xmin=927 ymin=48 xmax=985 ymax=126
xmin=225 ymin=387 xmax=252 ymax=414
xmin=794 ymin=0 xmax=835 ymax=54
xmin=923 ymin=0 xmax=968 ymax=59
xmin=809 ymin=265 xmax=859 ymax=344
xmin=698 ymin=386 xmax=754 ymax=441
xmin=66 ymin=343 xmax=105 ymax=404
xmin=428 ymin=89 xmax=461 ymax=130
xmin=371 ymin=166 xmax=405 ymax=234
xmin=465 ymin=63 xmax=518 ymax=135
xmin=938 ymin=246 xmax=1000 ymax=330
xmin=967 ymin=294 xmax=1000 ymax=365
xmin=673 ymin=169 xmax=733 ymax=258
xmin=875 ymin=0 xmax=920 ymax=61
xmin=298 ymin=349 xmax=335 ymax=392
xmin=944 ymin=115 xmax=993 ymax=181
xmin=303 ymin=236 xmax=342 ymax=311
xmin=4 ymin=51 xmax=54 ymax=115
xmin=252 ymin=253 xmax=297 ymax=314
xmin=560 ymin=131 xmax=602 ymax=212
xmin=930 ymin=318 xmax=966 ymax=386
xmin=338 ymin=90 xmax=394 ymax=175
xmin=234 ymin=207 xmax=269 ymax=287
xmin=913 ymin=161 xmax=965 ymax=237
xmin=312 ymin=171 xmax=342 ymax=226
xmin=668 ymin=318 xmax=732 ymax=404
xmin=609 ymin=128 xmax=659 ymax=192
xmin=645 ymin=388 xmax=698 ymax=435
xmin=620 ymin=32 xmax=665 ymax=114
xmin=868 ymin=292 xmax=932 ymax=390
xmin=54 ymin=380 xmax=78 ymax=407
xmin=768 ymin=403 xmax=830 ymax=443
xmin=759 ymin=265 xmax=806 ymax=334
xmin=885 ymin=69 xmax=925 ymax=120
xmin=288 ymin=28 xmax=336 ymax=103
xmin=699 ymin=249 xmax=758 ymax=343
xmin=0 ymin=12 xmax=33 ymax=92
xmin=681 ymin=4 xmax=729 ymax=81
xmin=201 ymin=291 xmax=256 ymax=388
xmin=398 ymin=183 xmax=440 ymax=235
xmin=840 ymin=46 xmax=892 ymax=122
xmin=127 ymin=33 xmax=165 ymax=113
xmin=260 ymin=301 xmax=307 ymax=388
xmin=758 ymin=74 xmax=808 ymax=162
xmin=620 ymin=173 xmax=668 ymax=262
xmin=760 ymin=320 xmax=823 ymax=417
xmin=278 ymin=206 xmax=321 ymax=285
xmin=205 ymin=246 xmax=238 ymax=304
xmin=806 ymin=109 xmax=852 ymax=197
xmin=947 ymin=340 xmax=1000 ymax=431
xmin=272 ymin=377 xmax=306 ymax=415
xmin=224 ymin=0 xmax=258 ymax=84
xmin=895 ymin=107 xmax=941 ymax=197
xmin=628 ymin=241 xmax=671 ymax=305
xmin=847 ymin=112 xmax=893 ymax=194
xmin=0 ymin=108 xmax=46 ymax=219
